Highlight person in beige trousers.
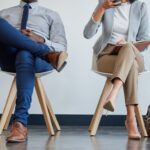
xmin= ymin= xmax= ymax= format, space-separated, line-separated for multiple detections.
xmin=98 ymin=43 xmax=144 ymax=105
xmin=84 ymin=0 xmax=150 ymax=139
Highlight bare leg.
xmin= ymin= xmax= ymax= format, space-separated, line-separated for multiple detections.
xmin=125 ymin=105 xmax=140 ymax=138
xmin=106 ymin=78 xmax=123 ymax=104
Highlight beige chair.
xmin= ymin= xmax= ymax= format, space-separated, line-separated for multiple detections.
xmin=89 ymin=71 xmax=149 ymax=136
xmin=0 ymin=71 xmax=60 ymax=136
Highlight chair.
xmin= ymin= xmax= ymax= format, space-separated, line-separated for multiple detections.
xmin=0 ymin=70 xmax=60 ymax=136
xmin=88 ymin=70 xmax=149 ymax=136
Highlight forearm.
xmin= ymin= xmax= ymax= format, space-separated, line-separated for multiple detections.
xmin=84 ymin=1 xmax=110 ymax=39
xmin=83 ymin=3 xmax=104 ymax=39
xmin=92 ymin=4 xmax=105 ymax=22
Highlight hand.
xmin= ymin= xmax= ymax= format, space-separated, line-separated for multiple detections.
xmin=21 ymin=29 xmax=45 ymax=44
xmin=92 ymin=0 xmax=121 ymax=22
xmin=111 ymin=38 xmax=127 ymax=54
xmin=101 ymin=0 xmax=120 ymax=10
xmin=116 ymin=38 xmax=127 ymax=45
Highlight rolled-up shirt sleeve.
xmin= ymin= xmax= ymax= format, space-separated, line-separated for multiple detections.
xmin=46 ymin=11 xmax=67 ymax=52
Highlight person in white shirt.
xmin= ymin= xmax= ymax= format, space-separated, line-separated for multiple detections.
xmin=84 ymin=0 xmax=150 ymax=139
xmin=0 ymin=0 xmax=68 ymax=142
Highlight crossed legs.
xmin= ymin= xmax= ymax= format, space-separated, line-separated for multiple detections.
xmin=97 ymin=43 xmax=145 ymax=139
xmin=0 ymin=17 xmax=51 ymax=57
xmin=0 ymin=45 xmax=53 ymax=125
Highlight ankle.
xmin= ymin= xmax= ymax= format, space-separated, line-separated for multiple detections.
xmin=126 ymin=116 xmax=136 ymax=123
xmin=13 ymin=120 xmax=27 ymax=127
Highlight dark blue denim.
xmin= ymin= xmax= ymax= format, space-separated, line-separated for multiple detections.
xmin=0 ymin=18 xmax=53 ymax=125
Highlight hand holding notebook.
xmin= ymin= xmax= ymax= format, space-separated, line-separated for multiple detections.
xmin=112 ymin=40 xmax=150 ymax=52
xmin=133 ymin=40 xmax=150 ymax=51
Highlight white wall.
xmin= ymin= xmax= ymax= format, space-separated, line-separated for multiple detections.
xmin=0 ymin=0 xmax=150 ymax=115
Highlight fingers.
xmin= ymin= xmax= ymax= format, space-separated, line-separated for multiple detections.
xmin=114 ymin=2 xmax=122 ymax=6
xmin=21 ymin=29 xmax=32 ymax=36
xmin=116 ymin=39 xmax=123 ymax=44
xmin=108 ymin=0 xmax=114 ymax=5
xmin=27 ymin=32 xmax=33 ymax=36
xmin=117 ymin=39 xmax=127 ymax=45
xmin=24 ymin=29 xmax=32 ymax=35
xmin=103 ymin=0 xmax=118 ymax=9
xmin=110 ymin=5 xmax=116 ymax=8
xmin=26 ymin=29 xmax=31 ymax=32
xmin=21 ymin=29 xmax=28 ymax=35
xmin=21 ymin=29 xmax=32 ymax=33
xmin=107 ymin=0 xmax=115 ymax=2
xmin=110 ymin=1 xmax=119 ymax=7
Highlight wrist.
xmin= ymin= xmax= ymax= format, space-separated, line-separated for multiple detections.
xmin=100 ymin=4 xmax=106 ymax=11
xmin=92 ymin=5 xmax=105 ymax=22
xmin=40 ymin=37 xmax=45 ymax=44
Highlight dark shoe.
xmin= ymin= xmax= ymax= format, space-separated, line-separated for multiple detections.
xmin=103 ymin=100 xmax=115 ymax=112
xmin=45 ymin=51 xmax=68 ymax=72
xmin=6 ymin=121 xmax=28 ymax=143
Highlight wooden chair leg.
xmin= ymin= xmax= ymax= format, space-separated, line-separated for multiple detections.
xmin=134 ymin=105 xmax=148 ymax=137
xmin=89 ymin=78 xmax=112 ymax=132
xmin=89 ymin=79 xmax=113 ymax=136
xmin=0 ymin=77 xmax=17 ymax=134
xmin=3 ymin=95 xmax=16 ymax=130
xmin=40 ymin=82 xmax=61 ymax=131
xmin=35 ymin=78 xmax=55 ymax=136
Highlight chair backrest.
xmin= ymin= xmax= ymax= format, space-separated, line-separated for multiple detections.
xmin=35 ymin=71 xmax=54 ymax=78
xmin=91 ymin=53 xmax=98 ymax=72
xmin=93 ymin=70 xmax=150 ymax=78
xmin=93 ymin=71 xmax=112 ymax=78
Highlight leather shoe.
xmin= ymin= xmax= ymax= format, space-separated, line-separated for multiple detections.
xmin=45 ymin=51 xmax=68 ymax=72
xmin=6 ymin=121 xmax=28 ymax=143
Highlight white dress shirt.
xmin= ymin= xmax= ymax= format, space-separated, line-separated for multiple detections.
xmin=0 ymin=1 xmax=67 ymax=51
xmin=109 ymin=2 xmax=131 ymax=44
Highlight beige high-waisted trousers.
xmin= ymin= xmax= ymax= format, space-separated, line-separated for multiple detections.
xmin=97 ymin=43 xmax=145 ymax=105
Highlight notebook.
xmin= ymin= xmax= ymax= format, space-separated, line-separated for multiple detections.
xmin=111 ymin=40 xmax=150 ymax=52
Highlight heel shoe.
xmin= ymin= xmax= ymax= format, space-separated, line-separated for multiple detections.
xmin=103 ymin=100 xmax=115 ymax=112
xmin=125 ymin=121 xmax=141 ymax=140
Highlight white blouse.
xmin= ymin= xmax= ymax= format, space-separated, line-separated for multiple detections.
xmin=109 ymin=2 xmax=131 ymax=44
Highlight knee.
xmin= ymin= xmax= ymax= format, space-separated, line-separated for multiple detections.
xmin=122 ymin=43 xmax=132 ymax=51
xmin=0 ymin=17 xmax=5 ymax=22
xmin=0 ymin=17 xmax=7 ymax=25
xmin=123 ymin=43 xmax=132 ymax=48
xmin=121 ymin=43 xmax=135 ymax=55
xmin=16 ymin=50 xmax=34 ymax=65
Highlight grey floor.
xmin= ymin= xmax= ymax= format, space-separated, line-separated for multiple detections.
xmin=0 ymin=126 xmax=150 ymax=150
